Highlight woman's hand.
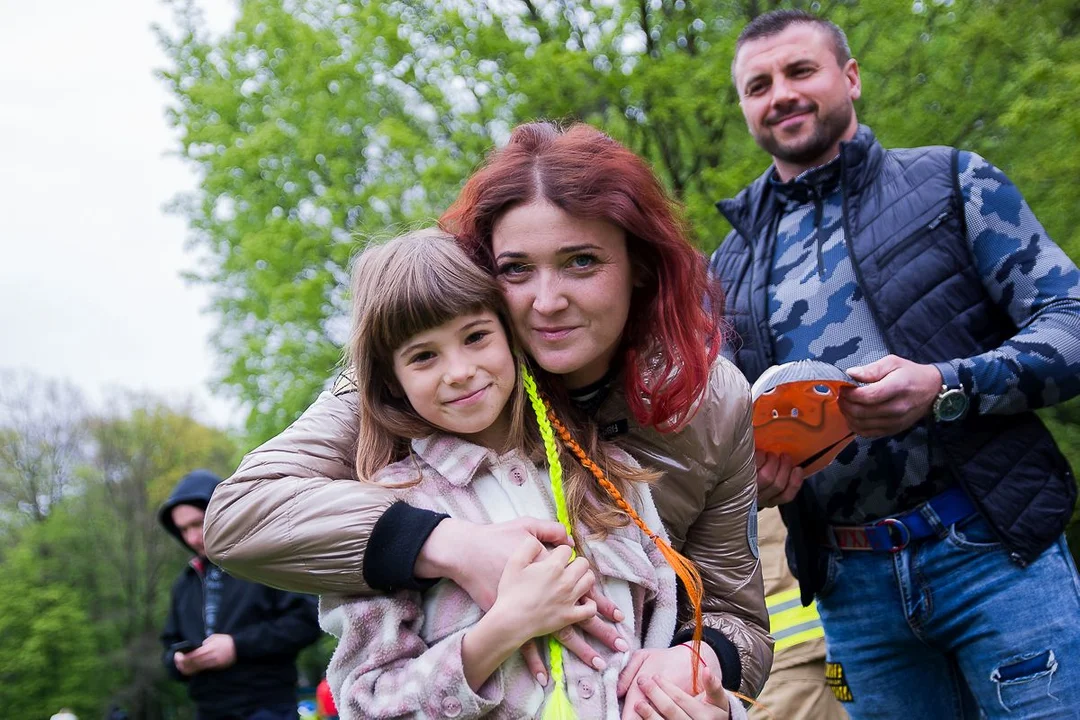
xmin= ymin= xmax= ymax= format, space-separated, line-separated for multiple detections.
xmin=755 ymin=450 xmax=804 ymax=507
xmin=417 ymin=517 xmax=627 ymax=680
xmin=488 ymin=540 xmax=597 ymax=642
xmin=618 ymin=645 xmax=727 ymax=720
xmin=630 ymin=669 xmax=732 ymax=720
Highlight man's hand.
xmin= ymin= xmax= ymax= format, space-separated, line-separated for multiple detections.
xmin=755 ymin=450 xmax=804 ymax=507
xmin=173 ymin=651 xmax=199 ymax=677
xmin=631 ymin=669 xmax=731 ymax=719
xmin=618 ymin=645 xmax=725 ymax=720
xmin=416 ymin=517 xmax=627 ymax=682
xmin=178 ymin=634 xmax=237 ymax=673
xmin=841 ymin=355 xmax=942 ymax=438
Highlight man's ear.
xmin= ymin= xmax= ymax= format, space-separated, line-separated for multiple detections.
xmin=845 ymin=58 xmax=861 ymax=101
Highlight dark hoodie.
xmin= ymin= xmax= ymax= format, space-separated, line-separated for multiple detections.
xmin=158 ymin=469 xmax=221 ymax=553
xmin=159 ymin=470 xmax=322 ymax=719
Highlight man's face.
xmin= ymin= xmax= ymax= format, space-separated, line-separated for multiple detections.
xmin=171 ymin=504 xmax=206 ymax=557
xmin=733 ymin=24 xmax=861 ymax=178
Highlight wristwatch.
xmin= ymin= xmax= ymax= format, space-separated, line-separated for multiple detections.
xmin=931 ymin=362 xmax=968 ymax=422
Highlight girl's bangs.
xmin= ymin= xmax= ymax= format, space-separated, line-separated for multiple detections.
xmin=371 ymin=247 xmax=503 ymax=356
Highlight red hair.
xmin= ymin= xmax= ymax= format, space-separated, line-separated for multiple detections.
xmin=441 ymin=122 xmax=724 ymax=430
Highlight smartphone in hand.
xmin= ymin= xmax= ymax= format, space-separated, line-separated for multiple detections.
xmin=173 ymin=640 xmax=202 ymax=654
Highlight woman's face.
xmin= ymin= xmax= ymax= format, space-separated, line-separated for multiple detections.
xmin=491 ymin=200 xmax=634 ymax=389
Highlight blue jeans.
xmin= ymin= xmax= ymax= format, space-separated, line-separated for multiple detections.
xmin=816 ymin=513 xmax=1080 ymax=718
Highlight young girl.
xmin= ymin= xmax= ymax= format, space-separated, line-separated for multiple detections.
xmin=319 ymin=229 xmax=747 ymax=719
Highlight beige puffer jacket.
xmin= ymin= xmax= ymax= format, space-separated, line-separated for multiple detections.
xmin=203 ymin=356 xmax=772 ymax=695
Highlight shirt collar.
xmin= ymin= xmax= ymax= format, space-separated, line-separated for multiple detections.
xmin=411 ymin=433 xmax=498 ymax=488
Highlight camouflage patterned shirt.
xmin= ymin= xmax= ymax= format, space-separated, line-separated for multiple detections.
xmin=767 ymin=151 xmax=1080 ymax=524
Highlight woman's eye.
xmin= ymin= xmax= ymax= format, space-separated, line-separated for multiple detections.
xmin=567 ymin=254 xmax=598 ymax=270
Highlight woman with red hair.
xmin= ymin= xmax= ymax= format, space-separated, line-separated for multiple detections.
xmin=204 ymin=122 xmax=769 ymax=718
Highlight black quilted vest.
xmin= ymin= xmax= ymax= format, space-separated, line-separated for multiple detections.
xmin=709 ymin=126 xmax=1076 ymax=604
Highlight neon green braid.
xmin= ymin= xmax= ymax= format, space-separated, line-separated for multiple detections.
xmin=521 ymin=366 xmax=578 ymax=720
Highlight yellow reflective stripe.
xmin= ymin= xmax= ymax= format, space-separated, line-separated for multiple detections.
xmin=773 ymin=619 xmax=825 ymax=651
xmin=775 ymin=626 xmax=825 ymax=652
xmin=767 ymin=589 xmax=824 ymax=652
xmin=765 ymin=588 xmax=802 ymax=609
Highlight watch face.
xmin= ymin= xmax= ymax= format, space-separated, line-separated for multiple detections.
xmin=936 ymin=389 xmax=968 ymax=421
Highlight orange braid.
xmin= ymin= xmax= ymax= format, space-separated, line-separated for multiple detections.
xmin=544 ymin=406 xmax=705 ymax=693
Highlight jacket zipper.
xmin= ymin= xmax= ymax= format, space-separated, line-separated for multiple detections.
xmin=840 ymin=168 xmax=894 ymax=356
xmin=749 ymin=213 xmax=781 ymax=372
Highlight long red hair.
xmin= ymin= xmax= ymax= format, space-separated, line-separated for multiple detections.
xmin=441 ymin=121 xmax=724 ymax=430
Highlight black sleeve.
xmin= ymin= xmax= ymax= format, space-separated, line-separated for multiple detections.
xmin=231 ymin=591 xmax=322 ymax=662
xmin=159 ymin=588 xmax=189 ymax=683
xmin=362 ymin=501 xmax=449 ymax=592
xmin=671 ymin=626 xmax=742 ymax=692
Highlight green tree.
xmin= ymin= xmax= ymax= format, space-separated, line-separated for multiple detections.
xmin=162 ymin=0 xmax=1080 ymax=444
xmin=76 ymin=397 xmax=239 ymax=718
xmin=0 ymin=533 xmax=102 ymax=718
xmin=0 ymin=381 xmax=239 ymax=720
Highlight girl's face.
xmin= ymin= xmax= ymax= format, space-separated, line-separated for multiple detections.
xmin=491 ymin=200 xmax=634 ymax=389
xmin=391 ymin=309 xmax=516 ymax=448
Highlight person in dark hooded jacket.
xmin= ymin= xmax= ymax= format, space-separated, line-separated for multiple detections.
xmin=159 ymin=469 xmax=322 ymax=720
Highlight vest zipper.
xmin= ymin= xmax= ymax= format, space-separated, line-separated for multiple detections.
xmin=839 ymin=178 xmax=893 ymax=355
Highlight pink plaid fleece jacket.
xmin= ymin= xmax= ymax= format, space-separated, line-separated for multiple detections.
xmin=319 ymin=432 xmax=699 ymax=719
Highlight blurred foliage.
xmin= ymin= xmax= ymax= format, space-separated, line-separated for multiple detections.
xmin=159 ymin=0 xmax=1080 ymax=544
xmin=158 ymin=0 xmax=1080 ymax=441
xmin=0 ymin=383 xmax=242 ymax=719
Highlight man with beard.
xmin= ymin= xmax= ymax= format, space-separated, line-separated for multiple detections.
xmin=710 ymin=10 xmax=1080 ymax=718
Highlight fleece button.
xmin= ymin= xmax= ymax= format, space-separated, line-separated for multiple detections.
xmin=577 ymin=678 xmax=595 ymax=699
xmin=441 ymin=696 xmax=462 ymax=717
xmin=509 ymin=466 xmax=526 ymax=486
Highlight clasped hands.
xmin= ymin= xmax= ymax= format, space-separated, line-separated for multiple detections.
xmin=419 ymin=517 xmax=730 ymax=719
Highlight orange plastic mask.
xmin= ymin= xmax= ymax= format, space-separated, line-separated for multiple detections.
xmin=751 ymin=360 xmax=857 ymax=476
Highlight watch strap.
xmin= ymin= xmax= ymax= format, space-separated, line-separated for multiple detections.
xmin=932 ymin=361 xmax=961 ymax=391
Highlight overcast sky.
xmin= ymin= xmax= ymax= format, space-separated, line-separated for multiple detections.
xmin=0 ymin=1 xmax=240 ymax=427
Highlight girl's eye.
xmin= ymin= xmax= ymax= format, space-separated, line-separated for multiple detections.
xmin=567 ymin=254 xmax=598 ymax=270
xmin=465 ymin=330 xmax=491 ymax=345
xmin=408 ymin=350 xmax=435 ymax=365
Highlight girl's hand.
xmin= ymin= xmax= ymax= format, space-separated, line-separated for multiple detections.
xmin=419 ymin=517 xmax=627 ymax=680
xmin=631 ymin=669 xmax=732 ymax=720
xmin=618 ymin=645 xmax=727 ymax=720
xmin=489 ymin=539 xmax=598 ymax=645
xmin=417 ymin=517 xmax=573 ymax=609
